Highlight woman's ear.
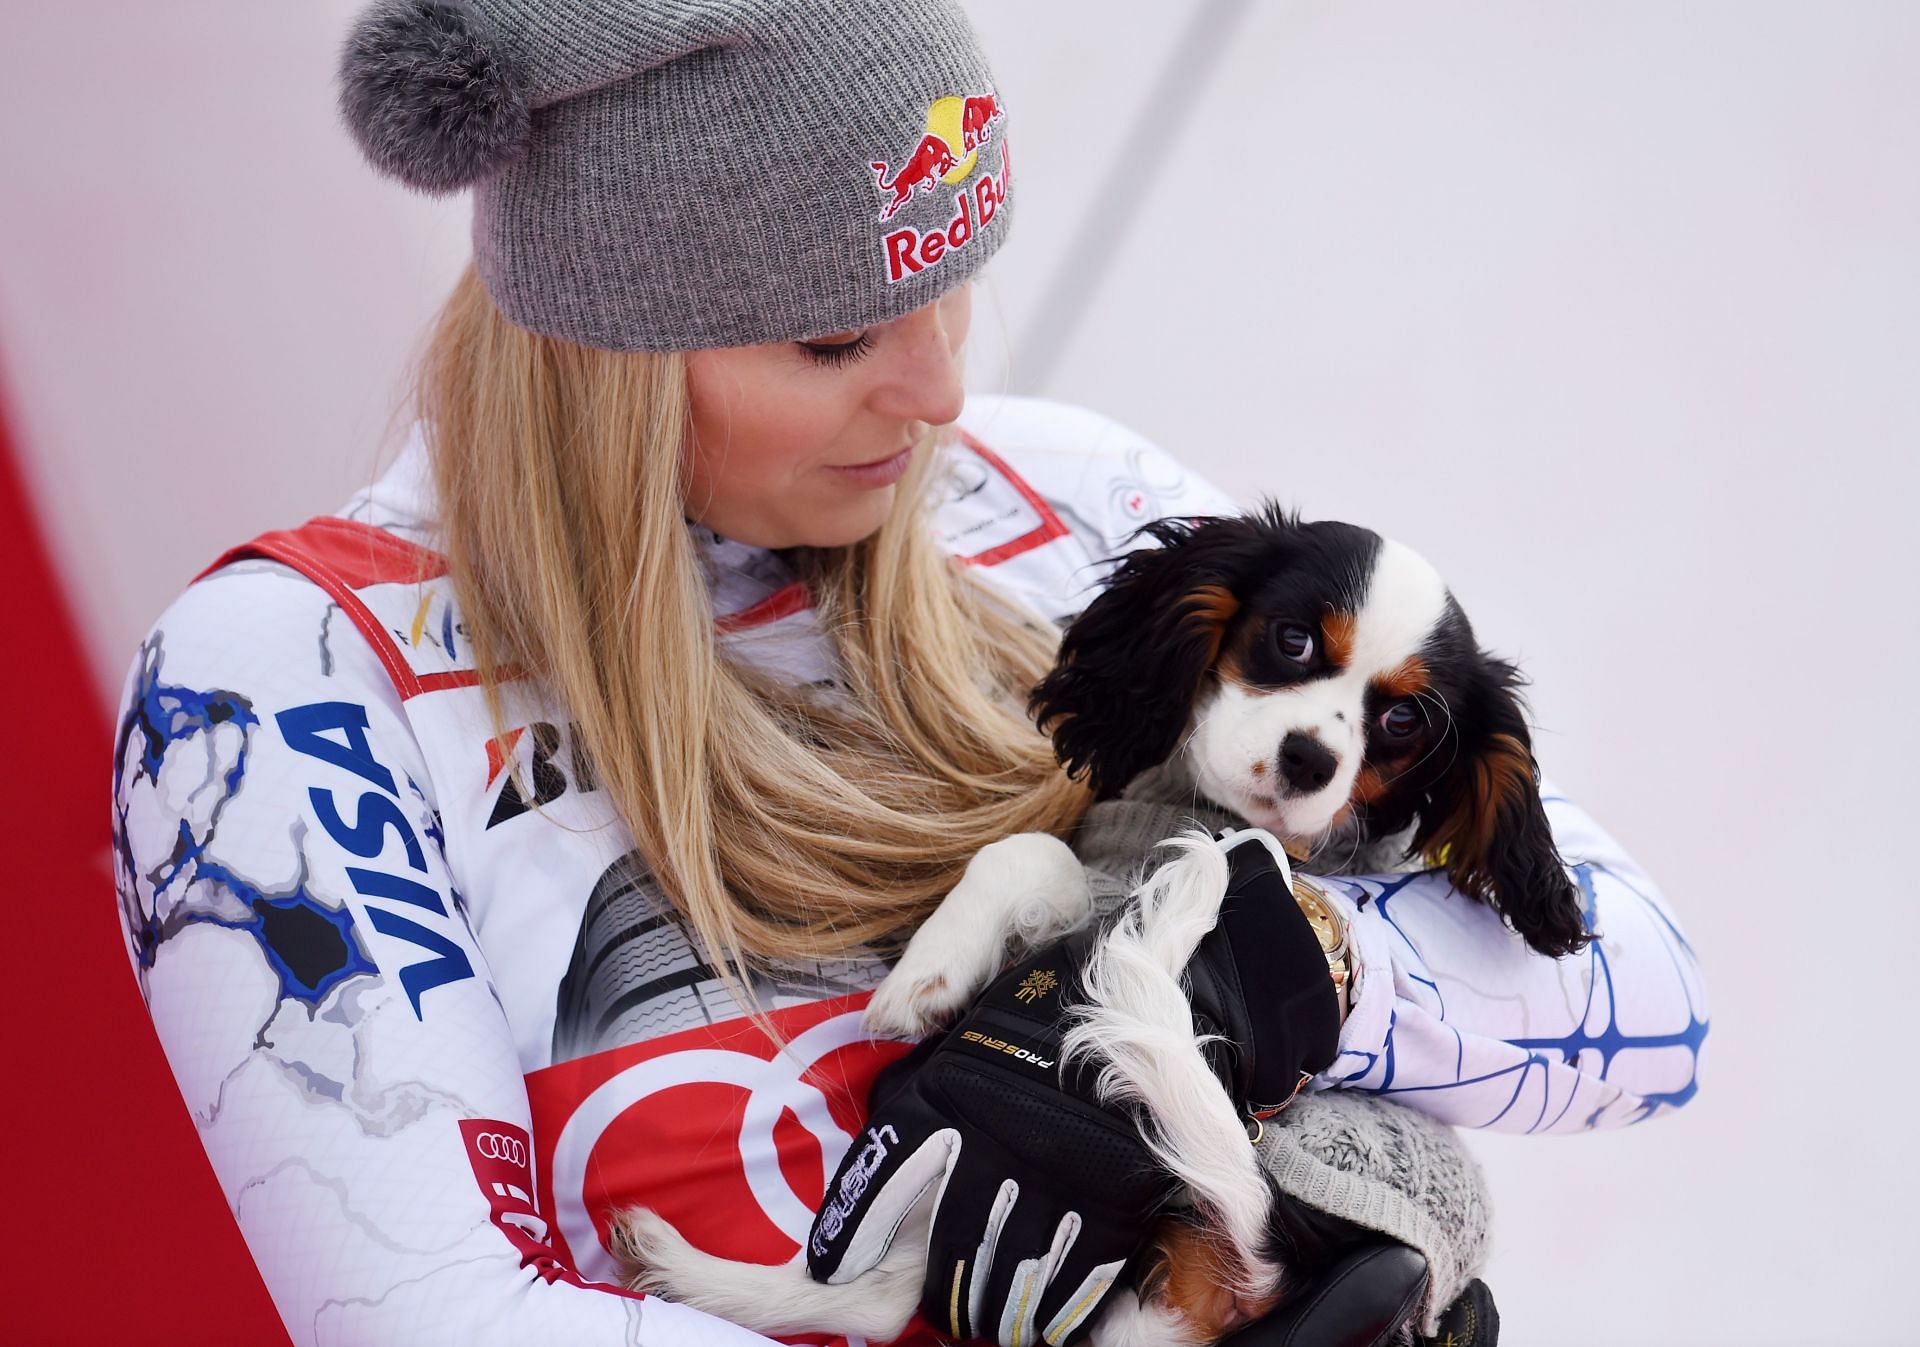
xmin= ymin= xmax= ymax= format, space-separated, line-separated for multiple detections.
xmin=1030 ymin=512 xmax=1278 ymax=799
xmin=1412 ymin=657 xmax=1590 ymax=958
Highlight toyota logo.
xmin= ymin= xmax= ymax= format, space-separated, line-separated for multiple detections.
xmin=476 ymin=1131 xmax=526 ymax=1166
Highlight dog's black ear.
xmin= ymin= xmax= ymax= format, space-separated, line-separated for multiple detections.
xmin=1412 ymin=656 xmax=1590 ymax=958
xmin=1030 ymin=512 xmax=1277 ymax=799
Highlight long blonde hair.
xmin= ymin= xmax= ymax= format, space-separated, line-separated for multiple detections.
xmin=417 ymin=264 xmax=1091 ymax=981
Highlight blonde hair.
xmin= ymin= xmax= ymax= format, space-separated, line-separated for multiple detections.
xmin=417 ymin=264 xmax=1092 ymax=984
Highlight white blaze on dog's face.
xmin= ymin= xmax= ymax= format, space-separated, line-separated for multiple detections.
xmin=1187 ymin=537 xmax=1451 ymax=843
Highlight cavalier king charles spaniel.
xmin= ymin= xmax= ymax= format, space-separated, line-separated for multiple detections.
xmin=614 ymin=506 xmax=1583 ymax=1345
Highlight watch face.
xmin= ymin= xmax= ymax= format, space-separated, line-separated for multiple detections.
xmin=1290 ymin=877 xmax=1345 ymax=957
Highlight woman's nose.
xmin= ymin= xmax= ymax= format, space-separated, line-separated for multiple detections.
xmin=870 ymin=295 xmax=968 ymax=426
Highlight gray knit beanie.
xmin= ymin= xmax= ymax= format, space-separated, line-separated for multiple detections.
xmin=338 ymin=0 xmax=1014 ymax=350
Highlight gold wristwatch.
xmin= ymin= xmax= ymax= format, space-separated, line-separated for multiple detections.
xmin=1290 ymin=875 xmax=1354 ymax=1023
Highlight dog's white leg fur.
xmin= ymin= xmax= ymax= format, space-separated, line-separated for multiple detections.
xmin=1088 ymin=1287 xmax=1206 ymax=1347
xmin=1062 ymin=831 xmax=1282 ymax=1303
xmin=865 ymin=831 xmax=1092 ymax=1037
xmin=612 ymin=1195 xmax=933 ymax=1341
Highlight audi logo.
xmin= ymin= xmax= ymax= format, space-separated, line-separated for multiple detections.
xmin=476 ymin=1132 xmax=526 ymax=1166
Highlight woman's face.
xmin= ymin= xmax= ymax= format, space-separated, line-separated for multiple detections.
xmin=683 ymin=283 xmax=973 ymax=549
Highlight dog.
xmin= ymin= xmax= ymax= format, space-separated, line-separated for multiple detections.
xmin=613 ymin=506 xmax=1582 ymax=1344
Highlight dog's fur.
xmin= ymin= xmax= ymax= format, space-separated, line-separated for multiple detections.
xmin=613 ymin=508 xmax=1581 ymax=1343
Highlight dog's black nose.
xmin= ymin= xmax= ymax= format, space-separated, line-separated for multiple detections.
xmin=1278 ymin=733 xmax=1338 ymax=793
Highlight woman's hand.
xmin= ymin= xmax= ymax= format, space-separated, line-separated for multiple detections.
xmin=1184 ymin=829 xmax=1347 ymax=1119
xmin=807 ymin=929 xmax=1171 ymax=1345
xmin=1220 ymin=1245 xmax=1501 ymax=1346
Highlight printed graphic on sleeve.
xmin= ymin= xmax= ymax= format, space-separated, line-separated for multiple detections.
xmin=113 ymin=635 xmax=379 ymax=1013
xmin=113 ymin=627 xmax=495 ymax=1165
xmin=1319 ymin=797 xmax=1709 ymax=1133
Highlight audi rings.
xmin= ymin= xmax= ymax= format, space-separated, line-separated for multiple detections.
xmin=476 ymin=1131 xmax=526 ymax=1166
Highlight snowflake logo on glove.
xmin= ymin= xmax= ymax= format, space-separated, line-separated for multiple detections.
xmin=1014 ymin=969 xmax=1059 ymax=1005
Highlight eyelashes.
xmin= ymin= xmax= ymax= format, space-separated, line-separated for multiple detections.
xmin=799 ymin=332 xmax=875 ymax=368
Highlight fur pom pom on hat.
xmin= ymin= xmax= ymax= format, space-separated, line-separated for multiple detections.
xmin=339 ymin=1 xmax=530 ymax=194
xmin=337 ymin=0 xmax=1017 ymax=351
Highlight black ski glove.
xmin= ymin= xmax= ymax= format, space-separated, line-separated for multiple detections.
xmin=1220 ymin=1242 xmax=1429 ymax=1347
xmin=1219 ymin=1243 xmax=1499 ymax=1347
xmin=1186 ymin=828 xmax=1345 ymax=1120
xmin=807 ymin=927 xmax=1170 ymax=1345
xmin=807 ymin=827 xmax=1346 ymax=1346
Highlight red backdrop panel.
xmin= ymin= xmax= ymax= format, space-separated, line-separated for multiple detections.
xmin=0 ymin=375 xmax=291 ymax=1343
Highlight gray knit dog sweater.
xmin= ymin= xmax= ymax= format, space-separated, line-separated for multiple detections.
xmin=338 ymin=0 xmax=1013 ymax=350
xmin=1070 ymin=766 xmax=1491 ymax=1335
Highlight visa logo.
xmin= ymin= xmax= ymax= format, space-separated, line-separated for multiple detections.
xmin=279 ymin=700 xmax=475 ymax=1018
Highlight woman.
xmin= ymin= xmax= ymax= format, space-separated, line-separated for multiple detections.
xmin=109 ymin=1 xmax=1706 ymax=1344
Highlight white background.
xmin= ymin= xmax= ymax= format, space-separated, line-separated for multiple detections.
xmin=3 ymin=3 xmax=1915 ymax=1342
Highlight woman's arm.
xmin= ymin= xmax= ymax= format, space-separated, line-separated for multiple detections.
xmin=1308 ymin=785 xmax=1709 ymax=1133
xmin=112 ymin=564 xmax=778 ymax=1347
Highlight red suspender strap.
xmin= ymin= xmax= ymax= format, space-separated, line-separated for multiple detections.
xmin=198 ymin=516 xmax=464 ymax=701
xmin=714 ymin=580 xmax=812 ymax=634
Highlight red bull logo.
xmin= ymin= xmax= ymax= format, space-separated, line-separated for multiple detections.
xmin=871 ymin=134 xmax=961 ymax=223
xmin=868 ymin=91 xmax=1011 ymax=284
xmin=959 ymin=92 xmax=1001 ymax=152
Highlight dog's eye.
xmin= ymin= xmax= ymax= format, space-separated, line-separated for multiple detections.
xmin=1275 ymin=624 xmax=1315 ymax=663
xmin=1380 ymin=701 xmax=1422 ymax=738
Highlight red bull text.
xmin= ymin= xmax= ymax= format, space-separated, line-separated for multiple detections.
xmin=880 ymin=138 xmax=1012 ymax=285
xmin=868 ymin=91 xmax=1010 ymax=284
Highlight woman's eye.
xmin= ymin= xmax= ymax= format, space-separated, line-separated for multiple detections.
xmin=799 ymin=332 xmax=874 ymax=367
xmin=1275 ymin=624 xmax=1315 ymax=663
xmin=1380 ymin=701 xmax=1422 ymax=738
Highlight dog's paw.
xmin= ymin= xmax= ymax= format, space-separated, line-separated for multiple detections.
xmin=609 ymin=1206 xmax=699 ymax=1296
xmin=864 ymin=965 xmax=968 ymax=1038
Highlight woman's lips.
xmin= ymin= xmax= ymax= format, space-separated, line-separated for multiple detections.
xmin=826 ymin=445 xmax=912 ymax=487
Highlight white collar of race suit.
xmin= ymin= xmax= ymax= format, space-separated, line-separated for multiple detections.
xmin=361 ymin=421 xmax=800 ymax=626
